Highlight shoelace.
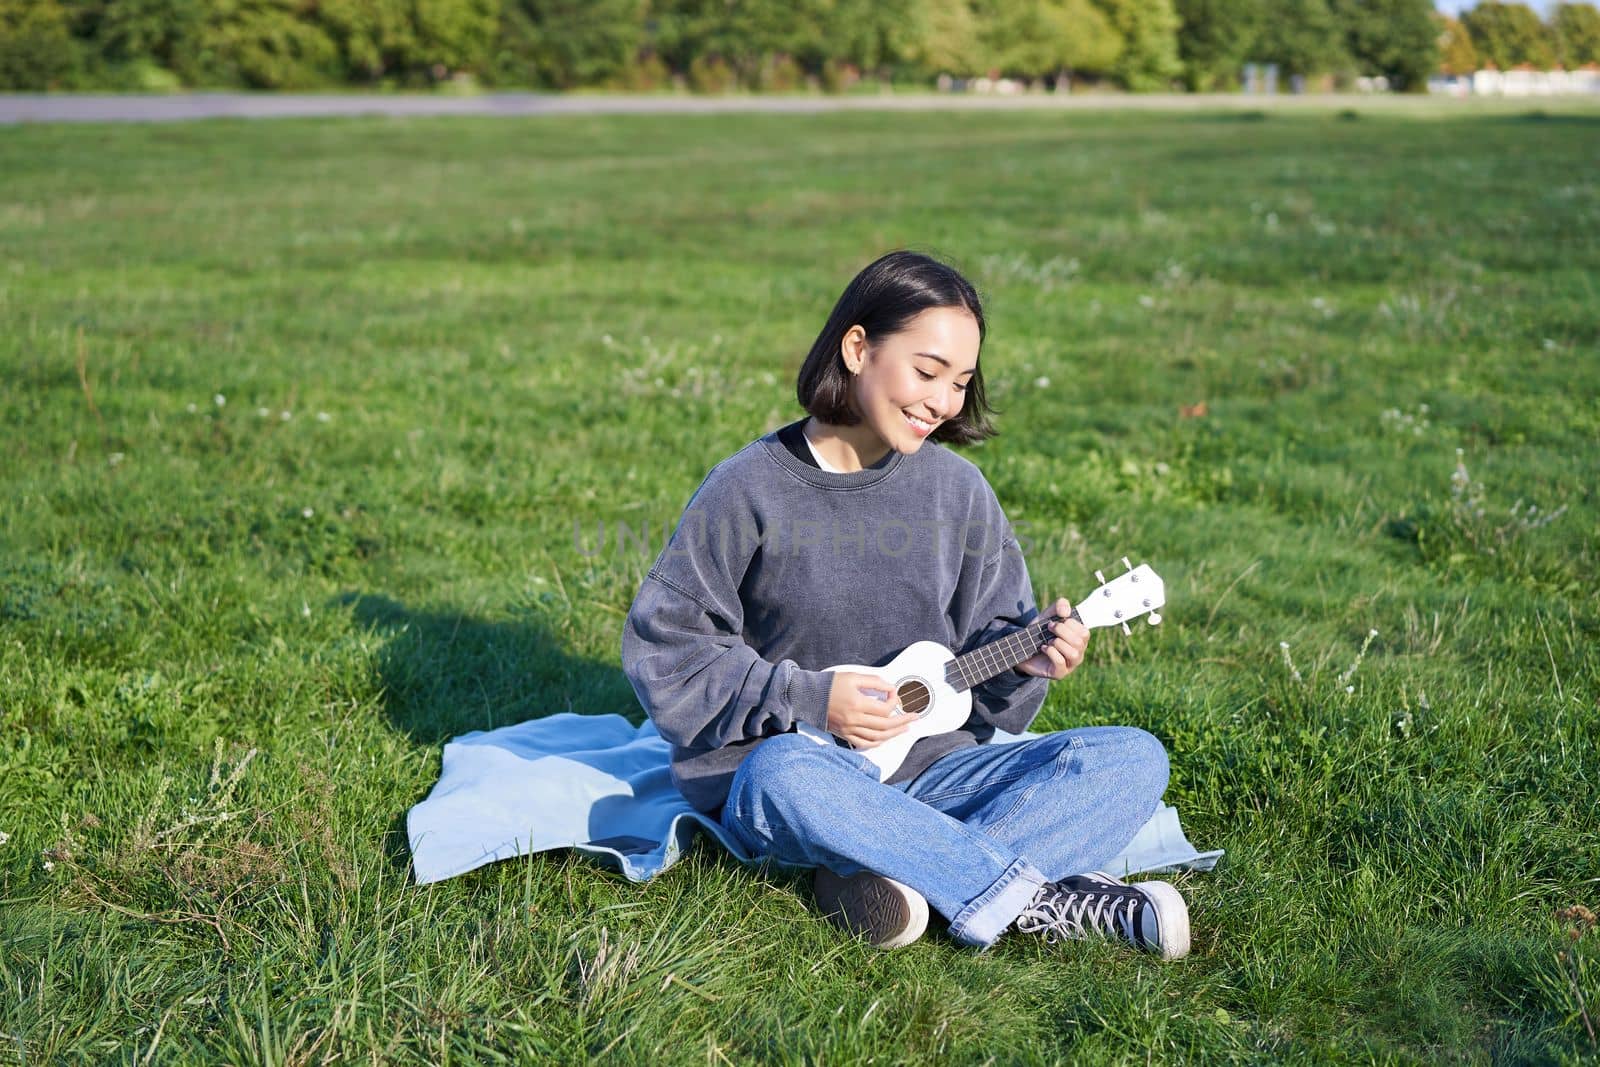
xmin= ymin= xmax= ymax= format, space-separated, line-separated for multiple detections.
xmin=1015 ymin=888 xmax=1141 ymax=945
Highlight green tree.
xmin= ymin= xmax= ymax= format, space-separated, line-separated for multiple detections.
xmin=1461 ymin=1 xmax=1554 ymax=68
xmin=976 ymin=0 xmax=1123 ymax=80
xmin=302 ymin=0 xmax=500 ymax=84
xmin=1253 ymin=0 xmax=1349 ymax=75
xmin=1328 ymin=0 xmax=1438 ymax=89
xmin=908 ymin=0 xmax=986 ymax=74
xmin=194 ymin=0 xmax=342 ymax=88
xmin=58 ymin=0 xmax=206 ymax=81
xmin=489 ymin=0 xmax=643 ymax=88
xmin=1174 ymin=0 xmax=1265 ymax=89
xmin=1090 ymin=0 xmax=1184 ymax=88
xmin=1550 ymin=1 xmax=1600 ymax=66
xmin=317 ymin=0 xmax=419 ymax=81
xmin=0 ymin=0 xmax=80 ymax=88
xmin=410 ymin=0 xmax=500 ymax=75
xmin=1435 ymin=11 xmax=1479 ymax=74
xmin=647 ymin=0 xmax=811 ymax=85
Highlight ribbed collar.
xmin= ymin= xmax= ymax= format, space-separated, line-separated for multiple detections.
xmin=761 ymin=419 xmax=908 ymax=489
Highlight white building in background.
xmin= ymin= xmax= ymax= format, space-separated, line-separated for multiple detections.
xmin=1430 ymin=66 xmax=1600 ymax=96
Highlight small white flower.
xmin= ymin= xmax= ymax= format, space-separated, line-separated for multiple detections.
xmin=302 ymin=507 xmax=314 ymax=518
xmin=1542 ymin=338 xmax=1556 ymax=351
xmin=1345 ymin=685 xmax=1355 ymax=694
xmin=108 ymin=452 xmax=125 ymax=466
xmin=280 ymin=410 xmax=292 ymax=421
xmin=301 ymin=601 xmax=311 ymax=618
xmin=214 ymin=393 xmax=226 ymax=407
xmin=186 ymin=402 xmax=198 ymax=414
xmin=1137 ymin=294 xmax=1155 ymax=309
xmin=316 ymin=411 xmax=330 ymax=423
xmin=602 ymin=334 xmax=614 ymax=345
xmin=1034 ymin=376 xmax=1051 ymax=389
xmin=0 ymin=830 xmax=10 ymax=847
xmin=257 ymin=407 xmax=270 ymax=418
xmin=42 ymin=858 xmax=54 ymax=872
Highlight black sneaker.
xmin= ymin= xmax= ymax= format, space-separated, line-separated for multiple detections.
xmin=1014 ymin=872 xmax=1190 ymax=960
xmin=813 ymin=867 xmax=928 ymax=950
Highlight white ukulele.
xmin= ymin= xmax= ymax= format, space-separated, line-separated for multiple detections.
xmin=825 ymin=558 xmax=1165 ymax=781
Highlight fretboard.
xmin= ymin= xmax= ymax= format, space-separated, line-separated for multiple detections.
xmin=942 ymin=607 xmax=1081 ymax=692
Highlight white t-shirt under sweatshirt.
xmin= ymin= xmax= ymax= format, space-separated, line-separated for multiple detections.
xmin=802 ymin=424 xmax=847 ymax=473
xmin=621 ymin=418 xmax=1050 ymax=814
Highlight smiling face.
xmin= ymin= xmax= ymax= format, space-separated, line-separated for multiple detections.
xmin=838 ymin=306 xmax=980 ymax=458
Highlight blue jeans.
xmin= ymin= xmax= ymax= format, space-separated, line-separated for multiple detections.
xmin=719 ymin=727 xmax=1170 ymax=948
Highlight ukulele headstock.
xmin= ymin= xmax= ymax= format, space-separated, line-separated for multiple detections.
xmin=1074 ymin=558 xmax=1165 ymax=634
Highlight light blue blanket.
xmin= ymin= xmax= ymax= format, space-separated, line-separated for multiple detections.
xmin=407 ymin=713 xmax=1223 ymax=886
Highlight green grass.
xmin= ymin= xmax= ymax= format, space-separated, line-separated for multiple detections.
xmin=2 ymin=101 xmax=1599 ymax=1063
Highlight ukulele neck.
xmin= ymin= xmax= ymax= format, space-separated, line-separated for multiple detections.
xmin=943 ymin=607 xmax=1081 ymax=693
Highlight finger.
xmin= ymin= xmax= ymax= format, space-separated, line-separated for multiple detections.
xmin=854 ymin=706 xmax=908 ymax=727
xmin=857 ymin=684 xmax=896 ymax=710
xmin=855 ymin=721 xmax=910 ymax=742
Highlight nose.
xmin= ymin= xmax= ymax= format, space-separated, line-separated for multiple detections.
xmin=927 ymin=383 xmax=959 ymax=420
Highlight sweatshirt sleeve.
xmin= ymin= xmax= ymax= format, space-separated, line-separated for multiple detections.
xmin=620 ymin=479 xmax=836 ymax=752
xmin=956 ymin=529 xmax=1051 ymax=738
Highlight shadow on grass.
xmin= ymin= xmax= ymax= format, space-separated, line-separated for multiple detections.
xmin=343 ymin=592 xmax=645 ymax=878
xmin=341 ymin=592 xmax=640 ymax=747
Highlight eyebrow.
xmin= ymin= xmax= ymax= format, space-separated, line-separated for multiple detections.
xmin=916 ymin=352 xmax=977 ymax=377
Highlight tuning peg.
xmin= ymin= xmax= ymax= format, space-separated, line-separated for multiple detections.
xmin=1148 ymin=612 xmax=1162 ymax=625
xmin=1121 ymin=621 xmax=1131 ymax=635
xmin=1122 ymin=556 xmax=1133 ymax=571
xmin=1094 ymin=569 xmax=1106 ymax=586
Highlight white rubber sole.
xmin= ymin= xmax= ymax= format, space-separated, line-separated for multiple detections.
xmin=813 ymin=869 xmax=929 ymax=950
xmin=1133 ymin=879 xmax=1191 ymax=961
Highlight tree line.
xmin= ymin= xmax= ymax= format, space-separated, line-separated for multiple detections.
xmin=3 ymin=0 xmax=1598 ymax=93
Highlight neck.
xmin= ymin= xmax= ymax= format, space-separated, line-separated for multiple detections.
xmin=803 ymin=417 xmax=892 ymax=472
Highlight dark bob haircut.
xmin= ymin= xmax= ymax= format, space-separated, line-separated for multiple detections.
xmin=796 ymin=250 xmax=999 ymax=446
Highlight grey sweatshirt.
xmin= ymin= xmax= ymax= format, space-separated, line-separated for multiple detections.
xmin=621 ymin=419 xmax=1050 ymax=814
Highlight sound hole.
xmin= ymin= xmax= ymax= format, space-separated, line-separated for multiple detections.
xmin=896 ymin=679 xmax=933 ymax=718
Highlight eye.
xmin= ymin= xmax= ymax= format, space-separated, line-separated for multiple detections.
xmin=918 ymin=368 xmax=970 ymax=392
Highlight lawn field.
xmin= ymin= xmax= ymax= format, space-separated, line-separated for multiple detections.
xmin=2 ymin=104 xmax=1598 ymax=1063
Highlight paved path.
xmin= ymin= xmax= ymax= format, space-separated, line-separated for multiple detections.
xmin=1 ymin=91 xmax=1568 ymax=124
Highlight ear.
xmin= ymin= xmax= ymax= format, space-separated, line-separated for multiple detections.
xmin=839 ymin=325 xmax=868 ymax=373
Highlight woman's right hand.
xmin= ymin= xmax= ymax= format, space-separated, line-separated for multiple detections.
xmin=825 ymin=672 xmax=909 ymax=750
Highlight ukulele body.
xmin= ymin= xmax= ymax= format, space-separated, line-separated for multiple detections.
xmin=823 ymin=640 xmax=972 ymax=781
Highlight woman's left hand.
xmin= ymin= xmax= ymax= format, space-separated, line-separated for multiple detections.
xmin=1014 ymin=597 xmax=1088 ymax=681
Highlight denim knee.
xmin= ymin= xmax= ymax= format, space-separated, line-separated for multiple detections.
xmin=726 ymin=732 xmax=837 ymax=813
xmin=1119 ymin=726 xmax=1170 ymax=799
